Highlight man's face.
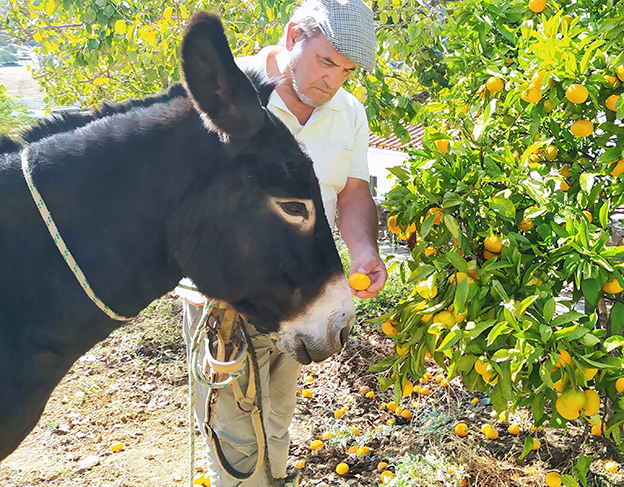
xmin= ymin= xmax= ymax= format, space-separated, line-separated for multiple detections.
xmin=287 ymin=32 xmax=357 ymax=108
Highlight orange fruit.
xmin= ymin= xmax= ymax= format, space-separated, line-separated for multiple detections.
xmin=483 ymin=249 xmax=499 ymax=260
xmin=377 ymin=462 xmax=389 ymax=473
xmin=617 ymin=65 xmax=624 ymax=82
xmin=556 ymin=397 xmax=580 ymax=420
xmin=110 ymin=442 xmax=124 ymax=452
xmin=544 ymin=99 xmax=556 ymax=112
xmin=606 ymin=94 xmax=620 ymax=112
xmin=522 ymin=87 xmax=541 ymax=103
xmin=508 ymin=424 xmax=520 ymax=435
xmin=424 ymin=246 xmax=436 ymax=256
xmin=582 ymin=211 xmax=593 ymax=223
xmin=455 ymin=423 xmax=469 ymax=437
xmin=365 ymin=391 xmax=374 ymax=398
xmin=560 ymin=388 xmax=586 ymax=411
xmin=433 ymin=311 xmax=456 ymax=329
xmin=385 ymin=418 xmax=396 ymax=426
xmin=336 ymin=463 xmax=349 ymax=475
xmin=545 ymin=472 xmax=562 ymax=487
xmin=560 ymin=180 xmax=570 ymax=191
xmin=616 ymin=377 xmax=624 ymax=393
xmin=386 ymin=401 xmax=398 ymax=412
xmin=360 ymin=385 xmax=371 ymax=393
xmin=529 ymin=0 xmax=546 ymax=13
xmin=584 ymin=367 xmax=598 ymax=381
xmin=605 ymin=461 xmax=618 ymax=473
xmin=350 ymin=428 xmax=361 ymax=435
xmin=611 ymin=160 xmax=624 ymax=177
xmin=480 ymin=423 xmax=491 ymax=434
xmin=309 ymin=440 xmax=324 ymax=450
xmin=484 ymin=235 xmax=503 ymax=253
xmin=435 ymin=139 xmax=450 ymax=153
xmin=402 ymin=381 xmax=414 ymax=396
xmin=555 ymin=349 xmax=572 ymax=368
xmin=603 ymin=277 xmax=623 ymax=294
xmin=349 ymin=273 xmax=371 ymax=291
xmin=604 ymin=75 xmax=618 ymax=87
xmin=426 ymin=207 xmax=443 ymax=225
xmin=401 ymin=409 xmax=413 ymax=419
xmin=591 ymin=423 xmax=603 ymax=436
xmin=518 ymin=218 xmax=534 ymax=231
xmin=485 ymin=428 xmax=499 ymax=439
xmin=566 ymin=84 xmax=589 ymax=104
xmin=193 ymin=474 xmax=206 ymax=485
xmin=486 ymin=76 xmax=504 ymax=93
xmin=559 ymin=165 xmax=571 ymax=177
xmin=545 ymin=145 xmax=558 ymax=161
xmin=532 ymin=438 xmax=541 ymax=450
xmin=420 ymin=385 xmax=430 ymax=395
xmin=380 ymin=470 xmax=394 ymax=484
xmin=474 ymin=358 xmax=489 ymax=375
xmin=334 ymin=409 xmax=345 ymax=418
xmin=356 ymin=446 xmax=370 ymax=456
xmin=570 ymin=120 xmax=593 ymax=137
xmin=387 ymin=215 xmax=401 ymax=234
xmin=302 ymin=389 xmax=313 ymax=398
xmin=295 ymin=460 xmax=305 ymax=469
xmin=381 ymin=321 xmax=399 ymax=336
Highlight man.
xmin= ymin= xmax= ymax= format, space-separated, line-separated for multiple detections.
xmin=180 ymin=1 xmax=387 ymax=485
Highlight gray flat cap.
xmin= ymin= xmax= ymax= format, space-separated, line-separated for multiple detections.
xmin=296 ymin=0 xmax=376 ymax=71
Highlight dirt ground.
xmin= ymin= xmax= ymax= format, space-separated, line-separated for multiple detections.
xmin=2 ymin=293 xmax=622 ymax=487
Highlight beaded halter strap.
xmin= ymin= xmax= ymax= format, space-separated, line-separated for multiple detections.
xmin=20 ymin=147 xmax=133 ymax=321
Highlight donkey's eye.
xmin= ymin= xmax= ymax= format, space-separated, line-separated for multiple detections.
xmin=279 ymin=201 xmax=309 ymax=219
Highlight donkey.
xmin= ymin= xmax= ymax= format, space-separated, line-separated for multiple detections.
xmin=0 ymin=12 xmax=355 ymax=462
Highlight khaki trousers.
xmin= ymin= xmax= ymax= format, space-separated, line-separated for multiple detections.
xmin=182 ymin=300 xmax=302 ymax=486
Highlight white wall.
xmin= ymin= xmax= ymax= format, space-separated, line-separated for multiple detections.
xmin=367 ymin=147 xmax=408 ymax=199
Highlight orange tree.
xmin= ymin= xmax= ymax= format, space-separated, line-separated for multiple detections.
xmin=375 ymin=0 xmax=624 ymax=471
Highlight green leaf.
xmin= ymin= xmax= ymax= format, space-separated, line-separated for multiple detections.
xmin=487 ymin=196 xmax=516 ymax=220
xmin=443 ymin=214 xmax=462 ymax=242
xmin=580 ymin=278 xmax=601 ymax=307
xmin=519 ymin=436 xmax=536 ymax=460
xmin=539 ymin=324 xmax=552 ymax=342
xmin=454 ymin=277 xmax=470 ymax=314
xmin=551 ymin=311 xmax=585 ymax=328
xmin=436 ymin=329 xmax=461 ymax=352
xmin=543 ymin=297 xmax=556 ymax=322
xmin=487 ymin=322 xmax=512 ymax=345
xmin=605 ymin=335 xmax=624 ymax=353
xmin=611 ymin=302 xmax=624 ymax=335
xmin=531 ymin=392 xmax=545 ymax=423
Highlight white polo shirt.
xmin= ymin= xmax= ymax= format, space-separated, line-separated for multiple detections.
xmin=238 ymin=47 xmax=370 ymax=227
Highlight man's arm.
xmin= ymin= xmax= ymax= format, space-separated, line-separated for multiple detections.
xmin=337 ymin=177 xmax=388 ymax=298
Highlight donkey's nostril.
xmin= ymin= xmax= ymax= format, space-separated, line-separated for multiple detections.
xmin=339 ymin=325 xmax=350 ymax=347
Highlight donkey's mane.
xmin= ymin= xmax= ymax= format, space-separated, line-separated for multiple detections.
xmin=11 ymin=67 xmax=274 ymax=151
xmin=21 ymin=84 xmax=189 ymax=145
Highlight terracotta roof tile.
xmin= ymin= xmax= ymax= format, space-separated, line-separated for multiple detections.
xmin=368 ymin=125 xmax=424 ymax=151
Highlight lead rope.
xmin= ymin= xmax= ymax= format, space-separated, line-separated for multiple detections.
xmin=20 ymin=147 xmax=133 ymax=321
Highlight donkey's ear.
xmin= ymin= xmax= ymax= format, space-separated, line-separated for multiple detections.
xmin=181 ymin=12 xmax=266 ymax=138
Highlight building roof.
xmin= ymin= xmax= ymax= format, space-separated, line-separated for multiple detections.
xmin=368 ymin=124 xmax=424 ymax=151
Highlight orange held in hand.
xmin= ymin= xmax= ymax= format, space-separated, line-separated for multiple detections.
xmin=349 ymin=272 xmax=371 ymax=291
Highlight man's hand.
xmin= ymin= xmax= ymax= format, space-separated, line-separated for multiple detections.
xmin=349 ymin=249 xmax=387 ymax=298
xmin=337 ymin=177 xmax=388 ymax=299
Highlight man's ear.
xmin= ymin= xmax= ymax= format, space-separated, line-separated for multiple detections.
xmin=284 ymin=22 xmax=303 ymax=51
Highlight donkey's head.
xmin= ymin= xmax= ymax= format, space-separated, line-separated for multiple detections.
xmin=173 ymin=12 xmax=355 ymax=364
